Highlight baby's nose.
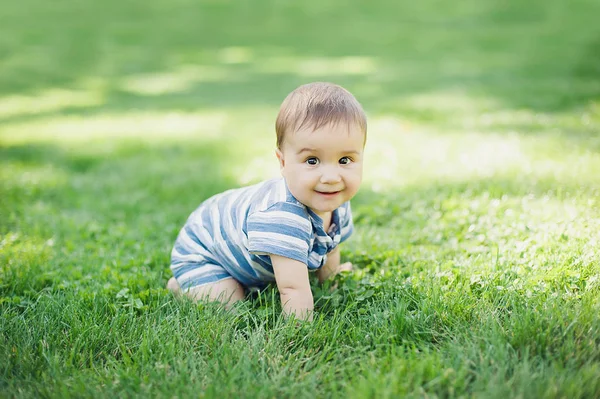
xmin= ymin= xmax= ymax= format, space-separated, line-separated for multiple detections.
xmin=320 ymin=166 xmax=342 ymax=183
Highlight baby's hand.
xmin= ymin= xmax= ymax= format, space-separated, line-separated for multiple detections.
xmin=339 ymin=262 xmax=353 ymax=273
xmin=329 ymin=262 xmax=354 ymax=292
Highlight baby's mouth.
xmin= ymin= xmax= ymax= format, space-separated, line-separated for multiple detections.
xmin=315 ymin=190 xmax=342 ymax=196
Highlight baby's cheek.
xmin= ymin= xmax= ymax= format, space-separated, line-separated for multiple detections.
xmin=299 ymin=171 xmax=318 ymax=183
xmin=348 ymin=176 xmax=362 ymax=193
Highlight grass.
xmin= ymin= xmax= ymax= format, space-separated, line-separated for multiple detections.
xmin=1 ymin=0 xmax=600 ymax=397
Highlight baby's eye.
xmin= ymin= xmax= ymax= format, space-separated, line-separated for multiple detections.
xmin=339 ymin=157 xmax=353 ymax=165
xmin=305 ymin=157 xmax=319 ymax=165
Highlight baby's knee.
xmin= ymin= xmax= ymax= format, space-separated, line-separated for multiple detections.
xmin=167 ymin=277 xmax=181 ymax=294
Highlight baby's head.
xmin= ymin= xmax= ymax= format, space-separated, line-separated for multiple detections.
xmin=275 ymin=82 xmax=367 ymax=149
xmin=275 ymin=82 xmax=367 ymax=219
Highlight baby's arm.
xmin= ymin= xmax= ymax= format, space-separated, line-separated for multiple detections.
xmin=271 ymin=254 xmax=314 ymax=321
xmin=316 ymin=247 xmax=353 ymax=283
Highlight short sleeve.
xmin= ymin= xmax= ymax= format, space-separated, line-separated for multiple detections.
xmin=340 ymin=202 xmax=354 ymax=244
xmin=246 ymin=202 xmax=313 ymax=264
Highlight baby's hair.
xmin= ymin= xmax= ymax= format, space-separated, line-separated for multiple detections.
xmin=275 ymin=82 xmax=367 ymax=148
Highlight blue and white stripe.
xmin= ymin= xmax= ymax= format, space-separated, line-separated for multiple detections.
xmin=171 ymin=178 xmax=354 ymax=290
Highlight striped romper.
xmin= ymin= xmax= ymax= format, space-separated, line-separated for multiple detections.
xmin=170 ymin=177 xmax=354 ymax=291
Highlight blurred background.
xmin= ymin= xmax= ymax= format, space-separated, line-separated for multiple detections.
xmin=1 ymin=0 xmax=599 ymax=284
xmin=2 ymin=3 xmax=600 ymax=395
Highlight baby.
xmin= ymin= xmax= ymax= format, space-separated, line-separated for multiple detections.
xmin=167 ymin=82 xmax=367 ymax=320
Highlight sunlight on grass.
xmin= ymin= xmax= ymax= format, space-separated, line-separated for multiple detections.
xmin=218 ymin=46 xmax=254 ymax=64
xmin=0 ymin=232 xmax=54 ymax=259
xmin=0 ymin=111 xmax=228 ymax=144
xmin=118 ymin=52 xmax=378 ymax=97
xmin=120 ymin=65 xmax=235 ymax=96
xmin=400 ymin=89 xmax=500 ymax=113
xmin=1 ymin=162 xmax=69 ymax=190
xmin=462 ymin=100 xmax=600 ymax=132
xmin=253 ymin=55 xmax=378 ymax=76
xmin=365 ymin=119 xmax=526 ymax=188
xmin=0 ymin=88 xmax=105 ymax=119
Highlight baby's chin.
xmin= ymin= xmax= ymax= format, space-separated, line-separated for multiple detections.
xmin=308 ymin=203 xmax=341 ymax=216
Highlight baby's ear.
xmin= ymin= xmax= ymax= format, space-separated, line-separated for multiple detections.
xmin=275 ymin=149 xmax=285 ymax=169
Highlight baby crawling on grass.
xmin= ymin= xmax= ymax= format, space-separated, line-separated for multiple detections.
xmin=167 ymin=82 xmax=367 ymax=321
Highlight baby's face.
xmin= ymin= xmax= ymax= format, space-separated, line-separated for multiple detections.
xmin=276 ymin=122 xmax=364 ymax=220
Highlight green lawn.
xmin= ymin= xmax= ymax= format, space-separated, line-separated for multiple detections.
xmin=2 ymin=0 xmax=600 ymax=397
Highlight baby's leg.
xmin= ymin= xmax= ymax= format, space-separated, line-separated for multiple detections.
xmin=167 ymin=277 xmax=244 ymax=307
